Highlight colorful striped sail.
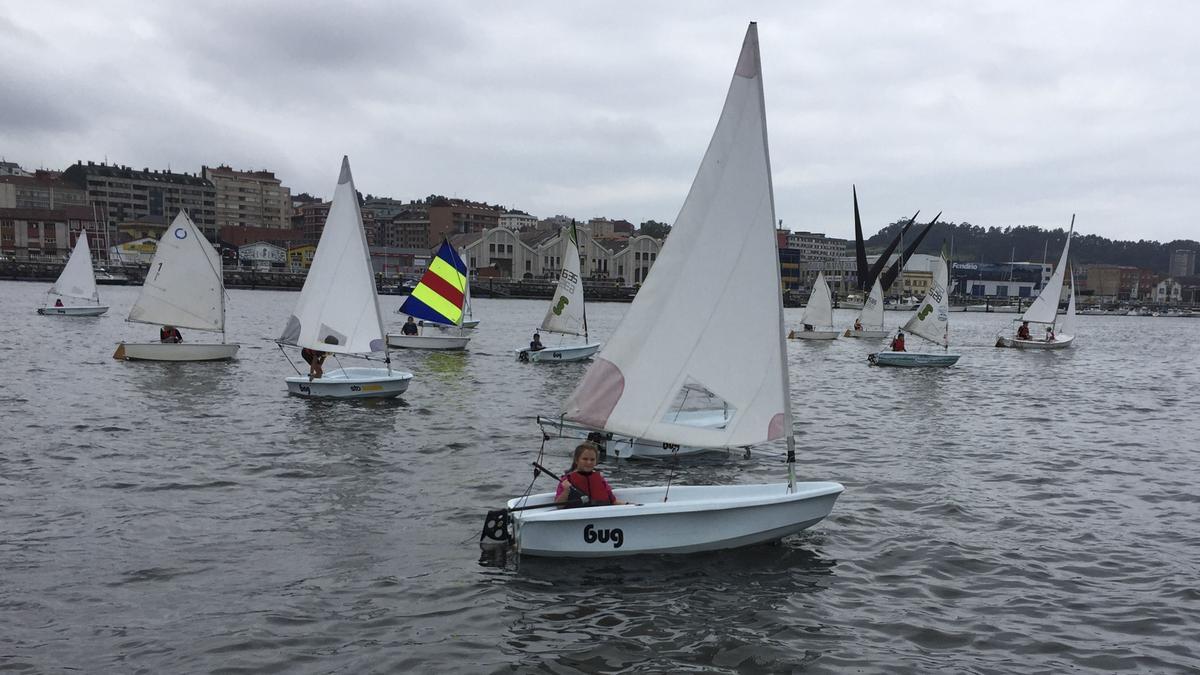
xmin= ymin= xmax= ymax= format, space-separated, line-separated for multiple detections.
xmin=399 ymin=240 xmax=468 ymax=326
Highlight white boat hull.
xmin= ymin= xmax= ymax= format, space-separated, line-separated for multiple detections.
xmin=516 ymin=343 xmax=602 ymax=362
xmin=387 ymin=333 xmax=470 ymax=351
xmin=844 ymin=328 xmax=889 ymax=339
xmin=115 ymin=342 xmax=240 ymax=361
xmin=789 ymin=329 xmax=840 ymax=340
xmin=537 ymin=411 xmax=734 ymax=459
xmin=285 ymin=366 xmax=413 ymax=399
xmin=38 ymin=305 xmax=109 ymax=317
xmin=869 ymin=351 xmax=961 ymax=367
xmin=509 ymin=482 xmax=844 ymax=557
xmin=995 ymin=334 xmax=1075 ymax=350
xmin=419 ymin=319 xmax=479 ymax=331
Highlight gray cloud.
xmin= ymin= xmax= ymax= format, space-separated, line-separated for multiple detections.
xmin=2 ymin=1 xmax=1197 ymax=241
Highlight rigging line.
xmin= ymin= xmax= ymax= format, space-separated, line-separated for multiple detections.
xmin=277 ymin=342 xmax=303 ymax=376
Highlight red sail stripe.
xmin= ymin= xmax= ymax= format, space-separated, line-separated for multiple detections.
xmin=420 ymin=270 xmax=465 ymax=308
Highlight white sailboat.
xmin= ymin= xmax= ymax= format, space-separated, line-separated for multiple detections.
xmin=515 ymin=222 xmax=601 ymax=362
xmin=996 ymin=217 xmax=1076 ymax=350
xmin=279 ymin=157 xmax=413 ymax=398
xmin=113 ymin=211 xmax=239 ymax=361
xmin=789 ymin=271 xmax=839 ymax=339
xmin=387 ymin=240 xmax=472 ymax=351
xmin=488 ymin=24 xmax=843 ymax=557
xmin=869 ymin=256 xmax=961 ymax=367
xmin=38 ymin=230 xmax=108 ymax=316
xmin=845 ymin=278 xmax=887 ymax=338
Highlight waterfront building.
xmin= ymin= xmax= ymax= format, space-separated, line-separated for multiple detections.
xmin=237 ymin=241 xmax=287 ymax=270
xmin=454 ymin=225 xmax=661 ymax=286
xmin=1170 ymin=249 xmax=1197 ymax=278
xmin=0 ymin=175 xmax=87 ymax=210
xmin=61 ymin=161 xmax=218 ymax=242
xmin=1154 ymin=278 xmax=1183 ymax=304
xmin=202 ymin=165 xmax=293 ymax=230
xmin=0 ymin=205 xmax=102 ymax=259
xmin=377 ymin=204 xmax=430 ymax=249
xmin=457 ymin=227 xmax=538 ymax=279
xmin=0 ymin=160 xmax=32 ymax=177
xmin=499 ymin=209 xmax=537 ymax=231
xmin=428 ymin=198 xmax=501 ymax=247
xmin=609 ymin=235 xmax=661 ymax=284
xmin=287 ymin=244 xmax=317 ymax=271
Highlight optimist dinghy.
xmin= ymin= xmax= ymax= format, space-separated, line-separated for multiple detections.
xmin=515 ymin=221 xmax=601 ymax=363
xmin=789 ymin=271 xmax=839 ymax=340
xmin=113 ymin=211 xmax=239 ymax=361
xmin=869 ymin=255 xmax=961 ymax=367
xmin=387 ymin=240 xmax=472 ymax=351
xmin=37 ymin=230 xmax=108 ymax=317
xmin=483 ymin=23 xmax=843 ymax=557
xmin=996 ymin=217 xmax=1077 ymax=350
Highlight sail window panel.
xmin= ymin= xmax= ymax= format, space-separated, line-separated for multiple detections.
xmin=660 ymin=378 xmax=734 ymax=429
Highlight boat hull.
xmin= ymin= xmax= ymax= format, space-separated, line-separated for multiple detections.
xmin=995 ymin=334 xmax=1075 ymax=350
xmin=285 ymin=366 xmax=412 ymax=399
xmin=844 ymin=328 xmax=889 ymax=339
xmin=869 ymin=351 xmax=961 ymax=367
xmin=115 ymin=342 xmax=240 ymax=361
xmin=516 ymin=343 xmax=601 ymax=362
xmin=790 ymin=329 xmax=840 ymax=340
xmin=38 ymin=305 xmax=109 ymax=317
xmin=509 ymin=482 xmax=844 ymax=557
xmin=387 ymin=333 xmax=470 ymax=350
xmin=537 ymin=411 xmax=733 ymax=460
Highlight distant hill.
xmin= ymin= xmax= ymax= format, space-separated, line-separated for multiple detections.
xmin=864 ymin=219 xmax=1199 ymax=274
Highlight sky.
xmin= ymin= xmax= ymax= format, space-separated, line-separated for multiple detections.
xmin=2 ymin=1 xmax=1197 ymax=243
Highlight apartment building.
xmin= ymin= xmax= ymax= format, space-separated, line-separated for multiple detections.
xmin=201 ymin=165 xmax=293 ymax=229
xmin=61 ymin=161 xmax=217 ymax=241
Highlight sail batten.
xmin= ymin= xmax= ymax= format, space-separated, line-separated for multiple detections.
xmin=562 ymin=24 xmax=788 ymax=449
xmin=51 ymin=231 xmax=100 ymax=302
xmin=127 ymin=211 xmax=225 ymax=331
xmin=280 ymin=156 xmax=386 ymax=354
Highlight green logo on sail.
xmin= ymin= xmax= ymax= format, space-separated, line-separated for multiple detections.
xmin=552 ymin=296 xmax=570 ymax=316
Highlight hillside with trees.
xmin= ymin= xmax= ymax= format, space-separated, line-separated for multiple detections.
xmin=864 ymin=218 xmax=1198 ymax=273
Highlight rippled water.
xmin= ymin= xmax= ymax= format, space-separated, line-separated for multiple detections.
xmin=2 ymin=279 xmax=1198 ymax=673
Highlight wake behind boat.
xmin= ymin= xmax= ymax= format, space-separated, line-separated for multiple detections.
xmin=37 ymin=230 xmax=108 ymax=317
xmin=113 ymin=211 xmax=239 ymax=361
xmin=484 ymin=24 xmax=842 ymax=557
xmin=278 ymin=157 xmax=412 ymax=399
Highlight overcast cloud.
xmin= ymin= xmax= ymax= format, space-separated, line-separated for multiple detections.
xmin=2 ymin=1 xmax=1197 ymax=242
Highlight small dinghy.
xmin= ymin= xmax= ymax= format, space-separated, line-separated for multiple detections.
xmin=515 ymin=221 xmax=601 ymax=363
xmin=789 ymin=272 xmax=839 ymax=340
xmin=484 ymin=24 xmax=843 ymax=558
xmin=387 ymin=240 xmax=472 ymax=351
xmin=278 ymin=157 xmax=412 ymax=399
xmin=996 ymin=217 xmax=1077 ymax=350
xmin=113 ymin=211 xmax=239 ymax=361
xmin=869 ymin=255 xmax=961 ymax=368
xmin=844 ymin=278 xmax=888 ymax=338
xmin=37 ymin=230 xmax=108 ymax=317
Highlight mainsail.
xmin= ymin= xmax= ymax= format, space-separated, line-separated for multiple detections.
xmin=563 ymin=24 xmax=789 ymax=449
xmin=858 ymin=278 xmax=884 ymax=330
xmin=902 ymin=257 xmax=951 ymax=347
xmin=52 ymin=231 xmax=99 ymax=301
xmin=540 ymin=222 xmax=587 ymax=337
xmin=128 ymin=211 xmax=225 ymax=331
xmin=1021 ymin=218 xmax=1074 ymax=325
xmin=399 ymin=240 xmax=468 ymax=327
xmin=279 ymin=157 xmax=386 ymax=355
xmin=800 ymin=271 xmax=834 ymax=329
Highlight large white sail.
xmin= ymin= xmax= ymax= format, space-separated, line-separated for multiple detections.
xmin=280 ymin=157 xmax=386 ymax=355
xmin=800 ymin=271 xmax=834 ymax=328
xmin=1021 ymin=222 xmax=1073 ymax=325
xmin=128 ymin=211 xmax=225 ymax=331
xmin=539 ymin=224 xmax=587 ymax=336
xmin=51 ymin=231 xmax=99 ymax=301
xmin=563 ymin=24 xmax=789 ymax=449
xmin=902 ymin=257 xmax=950 ymax=346
xmin=858 ymin=277 xmax=884 ymax=329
